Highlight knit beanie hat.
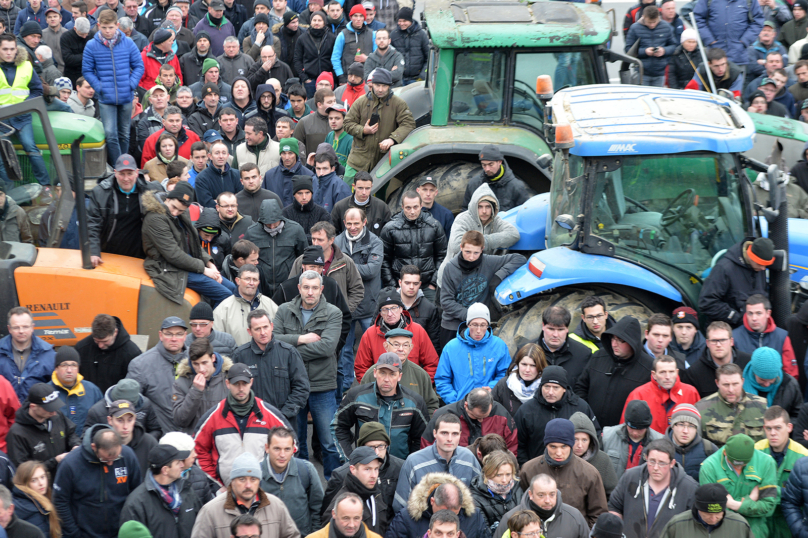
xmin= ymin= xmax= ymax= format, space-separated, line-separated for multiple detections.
xmin=119 ymin=521 xmax=153 ymax=538
xmin=624 ymin=400 xmax=653 ymax=429
xmin=466 ymin=303 xmax=490 ymax=324
xmin=283 ymin=11 xmax=298 ymax=25
xmin=694 ymin=483 xmax=728 ymax=513
xmin=153 ymin=28 xmax=173 ymax=45
xmin=680 ymin=27 xmax=698 ymax=44
xmin=316 ymin=71 xmax=334 ymax=89
xmin=796 ymin=0 xmax=808 ymax=11
xmin=166 ymin=6 xmax=182 ymax=18
xmin=371 ymin=68 xmax=393 ymax=86
xmin=348 ymin=61 xmax=364 ymax=78
xmin=592 ymin=513 xmax=624 ymax=538
xmin=357 ymin=421 xmax=391 ymax=446
xmin=301 ymin=245 xmax=325 ymax=265
xmin=292 ymin=175 xmax=313 ymax=194
xmin=377 ymin=288 xmax=404 ymax=309
xmin=254 ymin=13 xmax=270 ymax=26
xmin=189 ymin=301 xmax=214 ymax=321
xmin=750 ymin=347 xmax=782 ymax=380
xmin=724 ymin=434 xmax=755 ymax=465
xmin=349 ymin=4 xmax=366 ymax=18
xmin=543 ymin=418 xmax=575 ymax=448
xmin=396 ymin=6 xmax=412 ymax=21
xmin=54 ymin=77 xmax=72 ymax=92
xmin=201 ymin=58 xmax=219 ymax=77
xmin=253 ymin=0 xmax=270 ymax=9
xmin=671 ymin=306 xmax=699 ymax=329
xmin=669 ymin=403 xmax=701 ymax=428
xmin=54 ymin=346 xmax=80 ymax=368
xmin=20 ymin=20 xmax=42 ymax=37
xmin=540 ymin=365 xmax=568 ymax=389
xmin=111 ymin=379 xmax=141 ymax=404
xmin=279 ymin=137 xmax=299 ymax=155
xmin=230 ymin=452 xmax=262 ymax=480
xmin=748 ymin=237 xmax=775 ymax=266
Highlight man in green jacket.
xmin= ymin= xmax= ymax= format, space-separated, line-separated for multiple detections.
xmin=699 ymin=434 xmax=779 ymax=538
xmin=754 ymin=405 xmax=808 ymax=538
xmin=661 ymin=483 xmax=754 ymax=538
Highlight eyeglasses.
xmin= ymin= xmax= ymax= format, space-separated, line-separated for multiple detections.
xmin=515 ymin=531 xmax=542 ymax=538
xmin=469 ymin=323 xmax=489 ymax=330
xmin=707 ymin=338 xmax=730 ymax=345
xmin=380 ymin=306 xmax=400 ymax=315
xmin=584 ymin=314 xmax=606 ymax=321
xmin=673 ymin=422 xmax=695 ymax=430
xmin=387 ymin=341 xmax=411 ymax=349
xmin=189 ymin=322 xmax=210 ymax=328
xmin=646 ymin=459 xmax=671 ymax=468
xmin=366 ymin=444 xmax=388 ymax=453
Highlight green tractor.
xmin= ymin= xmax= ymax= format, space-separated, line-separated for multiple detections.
xmin=372 ymin=0 xmax=642 ymax=212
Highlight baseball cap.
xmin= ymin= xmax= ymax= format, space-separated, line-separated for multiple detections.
xmin=108 ymin=399 xmax=137 ymax=418
xmin=149 ymin=444 xmax=190 ymax=470
xmin=227 ymin=363 xmax=253 ymax=383
xmin=115 ymin=154 xmax=139 ymax=171
xmin=161 ymin=316 xmax=188 ymax=330
xmin=759 ymin=77 xmax=777 ymax=88
xmin=326 ymin=103 xmax=347 ymax=116
xmin=349 ymin=446 xmax=383 ymax=466
xmin=419 ymin=177 xmax=437 ymax=188
xmin=151 ymin=84 xmax=168 ymax=95
xmin=166 ymin=182 xmax=195 ymax=205
xmin=209 ymin=0 xmax=225 ymax=8
xmin=28 ymin=383 xmax=65 ymax=412
xmin=203 ymin=130 xmax=224 ymax=143
xmin=376 ymin=352 xmax=402 ymax=372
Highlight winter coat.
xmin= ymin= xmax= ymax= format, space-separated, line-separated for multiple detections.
xmin=539 ymin=335 xmax=593 ymax=390
xmin=124 ymin=422 xmax=158 ymax=481
xmin=755 ymin=438 xmax=808 ymax=538
xmin=343 ymin=89 xmax=415 ymax=172
xmin=233 ymin=136 xmax=280 ymax=177
xmin=246 ymin=57 xmax=294 ymax=92
xmin=127 ymin=340 xmax=190 ymax=435
xmin=519 ymin=454 xmax=607 ymax=528
xmin=293 ymin=109 xmax=331 ymax=153
xmin=389 ymin=20 xmax=428 ymax=79
xmin=0 ymin=4 xmax=20 ymax=34
xmin=82 ymin=30 xmax=144 ymax=105
xmin=497 ymin=491 xmax=589 ymax=538
xmin=314 ymin=171 xmax=352 ymax=213
xmin=213 ymin=288 xmax=278 ymax=346
xmin=0 ymin=197 xmax=32 ymax=244
xmin=693 ymin=0 xmax=764 ymax=65
xmin=667 ymin=429 xmax=717 ymax=482
xmin=231 ymin=338 xmax=309 ymax=421
xmin=626 ymin=17 xmax=678 ymax=77
xmin=514 ymin=386 xmax=599 ymax=466
xmin=184 ymin=329 xmax=236 ymax=358
xmin=13 ymin=3 xmax=45 ymax=33
xmin=669 ymin=45 xmax=703 ymax=89
xmin=781 ymin=455 xmax=808 ymax=538
xmin=331 ymin=23 xmax=375 ymax=78
xmin=608 ymin=463 xmax=699 ymax=538
xmin=670 ymin=331 xmax=707 ymax=370
xmin=217 ymin=51 xmax=254 ymax=82
xmin=468 ymin=475 xmax=522 ymax=535
xmin=380 ymin=210 xmax=447 ymax=289
xmin=661 ymin=510 xmax=752 ymax=538
xmin=327 ymin=452 xmax=402 ymax=519
xmin=84 ymin=384 xmax=164 ymax=440
xmin=47 ymin=372 xmax=103 ymax=437
xmin=141 ymin=127 xmax=202 ymax=167
xmin=186 ymin=102 xmax=222 ymax=139
xmin=332 ymin=194 xmax=392 ymax=237
xmin=172 ymin=354 xmax=233 ymax=433
xmin=6 ymin=404 xmax=79 ymax=475
xmin=602 ymin=424 xmax=666 ymax=478
xmin=195 ymin=397 xmax=294 ymax=486
xmin=282 ymin=198 xmax=331 ymax=241
xmin=325 ymin=475 xmax=390 ymax=535
xmin=190 ymin=486 xmax=300 ymax=538
xmin=139 ymin=41 xmax=183 ymax=91
xmin=435 ymin=324 xmax=511 ymax=404
xmin=491 ymin=376 xmax=526 ymax=419
xmin=262 ymin=159 xmax=317 ymax=208
xmin=293 ymin=27 xmax=336 ymax=81
xmin=0 ymin=335 xmax=55 ymax=403
xmin=194 ymin=161 xmax=243 ymax=209
xmin=189 ymin=79 xmax=232 ymax=106
xmin=574 ymin=316 xmax=655 ymax=427
xmin=179 ymin=46 xmax=211 ymax=86
xmin=690 ymin=59 xmax=746 ymax=92
xmin=620 ymin=377 xmax=701 ymax=435
xmin=699 ymin=240 xmax=768 ymax=327
xmin=271 ymin=272 xmax=351 ymax=347
xmin=335 ymin=229 xmax=384 ymax=320
xmin=136 ymin=107 xmax=167 ymax=152
xmin=260 ymin=456 xmax=323 ymax=535
xmin=699 ymin=445 xmax=778 ymax=538
xmin=289 ymin=245 xmax=364 ymax=314
xmin=364 ymin=46 xmax=405 ymax=88
xmin=11 ymin=485 xmax=52 ymax=537
xmin=694 ymin=389 xmax=768 ymax=445
xmin=733 ymin=315 xmax=798 ymax=377
xmin=236 ymin=187 xmax=283 ymax=222
xmin=0 ymin=377 xmax=18 ymax=453
xmin=753 ymin=174 xmax=808 ymax=218
xmin=424 ymin=400 xmax=516 ymax=455
xmin=461 ymin=162 xmax=530 ymax=213
xmin=144 ymin=155 xmax=191 ymax=184
xmin=53 ymin=424 xmax=143 ymax=538
xmin=120 ymin=472 xmax=202 ymax=538
xmin=747 ymin=39 xmax=789 ymax=79
xmin=193 ymin=14 xmax=235 ymax=57
xmin=780 ymin=15 xmax=808 ymax=49
xmin=766 ymin=373 xmax=804 ymax=421
xmin=355 ymin=313 xmax=435 ymax=385
xmin=570 ymin=412 xmax=618 ymax=497
xmin=680 ymin=346 xmax=751 ymax=398
xmin=60 ymin=28 xmax=89 ymax=85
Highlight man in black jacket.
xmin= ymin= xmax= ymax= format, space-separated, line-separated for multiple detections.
xmin=293 ymin=11 xmax=335 ymax=91
xmin=399 ymin=265 xmax=441 ymax=355
xmin=59 ymin=17 xmax=89 ymax=86
xmin=680 ymin=321 xmax=751 ymax=398
xmin=232 ymin=309 xmax=310 ymax=423
xmin=331 ymin=172 xmax=392 ymax=237
xmin=389 ymin=7 xmax=428 ymax=85
xmin=538 ymin=306 xmax=594 ymax=389
xmin=574 ymin=316 xmax=654 ymax=427
xmin=6 ymin=383 xmax=80 ymax=475
xmin=119 ymin=444 xmax=202 ymax=537
xmin=179 ymin=31 xmax=212 ymax=85
xmin=461 ymin=146 xmax=531 ymax=213
xmin=787 ymin=300 xmax=808 ymax=395
xmin=76 ymin=314 xmax=142 ymax=393
xmin=106 ymin=400 xmax=157 ymax=481
xmin=323 ymin=447 xmax=389 ymax=536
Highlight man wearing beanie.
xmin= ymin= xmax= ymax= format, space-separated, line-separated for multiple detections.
xmin=699 ymin=237 xmax=774 ymax=328
xmin=186 ymin=299 xmax=237 ymax=356
xmin=435 ymin=303 xmax=511 ymax=404
xmin=661 ymin=483 xmax=753 ymax=538
xmin=513 ymin=365 xmax=599 ymax=465
xmin=282 ymin=174 xmax=331 ymax=240
xmin=778 ymin=0 xmax=808 ymax=49
xmin=189 ymin=58 xmax=233 ymax=104
xmin=592 ymin=513 xmax=624 ymax=538
xmin=519 ymin=418 xmax=607 ymax=527
xmin=666 ymin=403 xmax=717 ymax=482
xmin=461 ymin=145 xmax=531 ymax=214
xmin=262 ymin=136 xmax=317 ymax=207
xmin=732 ymin=294 xmax=798 ymax=378
xmin=180 ymin=31 xmax=212 ymax=86
xmin=390 ymin=6 xmax=428 ymax=85
xmin=338 ymin=61 xmax=368 ymax=106
xmin=139 ymin=25 xmax=183 ymax=93
xmin=670 ymin=307 xmax=707 ymax=368
xmin=47 ymin=346 xmax=103 ymax=437
xmin=364 ymin=30 xmax=404 ymax=89
xmin=83 ymin=378 xmax=164 ymax=440
xmin=192 ymin=0 xmax=236 ymax=57
xmin=294 ymin=11 xmax=337 ymax=97
xmin=619 ymin=355 xmax=700 ymax=435
xmin=192 ymin=451 xmax=299 ymax=537
xmin=331 ymin=4 xmax=375 ymax=84
xmin=742 ymin=346 xmax=802 ymax=419
xmin=699 ymin=433 xmax=778 ymax=538
xmin=603 ymin=400 xmax=665 ymax=479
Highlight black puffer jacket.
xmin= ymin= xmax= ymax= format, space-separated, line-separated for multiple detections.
xmin=75 ymin=316 xmax=142 ymax=393
xmin=282 ymin=198 xmax=332 ymax=242
xmin=668 ymin=45 xmax=703 ymax=89
xmin=7 ymin=404 xmax=80 ymax=475
xmin=390 ymin=20 xmax=429 ymax=79
xmin=325 ymin=454 xmax=403 ymax=521
xmin=60 ymin=28 xmax=89 ymax=85
xmin=539 ymin=334 xmax=593 ymax=389
xmin=380 ymin=210 xmax=447 ymax=288
xmin=461 ymin=162 xmax=531 ymax=213
xmin=194 ymin=207 xmax=231 ymax=270
xmin=573 ymin=316 xmax=654 ymax=427
xmin=119 ymin=472 xmax=202 ymax=538
xmin=293 ymin=26 xmax=336 ymax=81
xmin=469 ymin=476 xmax=523 ymax=535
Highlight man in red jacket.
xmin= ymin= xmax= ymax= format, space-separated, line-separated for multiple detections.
xmin=138 ymin=27 xmax=183 ymax=91
xmin=140 ymin=105 xmax=201 ymax=166
xmin=620 ymin=355 xmax=701 ymax=434
xmin=0 ymin=375 xmax=19 ymax=452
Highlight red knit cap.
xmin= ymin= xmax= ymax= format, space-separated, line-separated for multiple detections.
xmin=349 ymin=4 xmax=367 ymax=18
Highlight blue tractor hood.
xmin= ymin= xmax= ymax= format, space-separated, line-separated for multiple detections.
xmin=499 ymin=193 xmax=549 ymax=251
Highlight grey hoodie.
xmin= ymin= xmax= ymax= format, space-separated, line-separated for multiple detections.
xmin=363 ymin=45 xmax=405 ymax=87
xmin=569 ymin=411 xmax=618 ymax=497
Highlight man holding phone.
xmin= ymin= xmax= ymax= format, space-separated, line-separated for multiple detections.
xmin=343 ymin=68 xmax=415 ymax=182
xmin=625 ymin=5 xmax=677 ymax=86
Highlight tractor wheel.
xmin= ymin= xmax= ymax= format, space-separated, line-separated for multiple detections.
xmin=494 ymin=287 xmax=657 ymax=357
xmin=386 ymin=162 xmax=484 ymax=215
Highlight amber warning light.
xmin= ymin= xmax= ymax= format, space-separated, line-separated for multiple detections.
xmin=536 ymin=75 xmax=553 ymax=100
xmin=555 ymin=124 xmax=574 ymax=149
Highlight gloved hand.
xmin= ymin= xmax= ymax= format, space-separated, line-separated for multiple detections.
xmin=338 ymin=74 xmax=347 ymax=86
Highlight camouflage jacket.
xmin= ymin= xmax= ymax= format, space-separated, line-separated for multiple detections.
xmin=694 ymin=391 xmax=767 ymax=446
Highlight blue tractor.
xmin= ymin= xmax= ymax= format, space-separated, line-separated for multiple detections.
xmin=493 ymin=84 xmax=804 ymax=352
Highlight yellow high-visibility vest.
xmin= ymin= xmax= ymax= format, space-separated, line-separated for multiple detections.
xmin=0 ymin=61 xmax=32 ymax=106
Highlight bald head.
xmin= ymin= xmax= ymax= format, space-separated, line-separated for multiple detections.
xmin=431 ymin=483 xmax=462 ymax=514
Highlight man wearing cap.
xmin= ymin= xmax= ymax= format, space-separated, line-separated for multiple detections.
xmin=194 ymin=207 xmax=232 ymax=271
xmin=281 ymin=175 xmax=331 ymax=240
xmin=120 ymin=443 xmax=202 ymax=538
xmin=321 ymin=102 xmax=353 ymax=169
xmin=139 ymin=26 xmax=183 ymax=93
xmin=671 ymin=307 xmax=707 ymax=368
xmin=519 ymin=418 xmax=607 ymax=527
xmin=699 ymin=433 xmax=778 ymax=538
xmin=6 ymin=382 xmax=79 ymax=474
xmin=435 ymin=302 xmax=511 ymax=404
xmin=514 ymin=365 xmax=599 ymax=465
xmin=141 ymin=106 xmax=202 ymax=166
xmin=331 ymin=4 xmax=375 ymax=85
xmin=194 ymin=363 xmax=295 ymax=486
xmin=186 ymin=301 xmax=237 ymax=356
xmin=461 ymin=146 xmax=531 ymax=213
xmin=41 ymin=6 xmax=65 ymax=70
xmin=748 ymin=21 xmax=789 ymax=79
xmin=214 ymin=263 xmax=280 ymax=346
xmin=661 ymin=483 xmax=753 ymax=538
xmin=173 ymin=336 xmax=234 ymax=434
xmin=193 ymin=0 xmax=235 ymax=57
xmin=602 ymin=400 xmax=665 ymax=479
xmin=414 ymin=177 xmax=454 ymax=240
xmin=84 ymin=377 xmax=164 ymax=439
xmin=333 ymin=351 xmax=428 ymax=461
xmin=699 ymin=237 xmax=775 ymax=328
xmin=755 ymin=76 xmax=792 ymax=117
xmin=105 ymin=398 xmax=157 ymax=480
xmin=732 ymin=294 xmax=798 ymax=378
xmin=343 ymin=67 xmax=414 ymax=179
xmin=262 ymin=137 xmax=317 ymax=207
xmin=323 ymin=447 xmax=389 ymax=535
xmin=666 ymin=403 xmax=718 ymax=482
xmin=136 ymin=83 xmax=169 ymax=151
xmin=390 ymin=7 xmax=428 ymax=85
xmin=47 ymin=346 xmax=103 ymax=437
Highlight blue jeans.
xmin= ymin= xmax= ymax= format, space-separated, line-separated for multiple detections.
xmin=0 ymin=113 xmax=51 ymax=186
xmin=554 ymin=53 xmax=580 ymax=89
xmin=643 ymin=75 xmax=666 ymax=87
xmin=296 ymin=390 xmax=339 ymax=480
xmin=337 ymin=317 xmax=373 ymax=402
xmin=99 ymin=101 xmax=133 ymax=166
xmin=186 ymin=272 xmax=235 ymax=308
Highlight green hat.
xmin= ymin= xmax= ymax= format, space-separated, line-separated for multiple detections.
xmin=279 ymin=137 xmax=299 ymax=155
xmin=119 ymin=521 xmax=153 ymax=538
xmin=357 ymin=421 xmax=391 ymax=446
xmin=202 ymin=58 xmax=220 ymax=77
xmin=724 ymin=434 xmax=755 ymax=465
xmin=385 ymin=328 xmax=413 ymax=339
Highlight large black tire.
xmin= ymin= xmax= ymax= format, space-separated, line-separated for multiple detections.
xmin=387 ymin=162 xmax=483 ymax=215
xmin=494 ymin=287 xmax=658 ymax=357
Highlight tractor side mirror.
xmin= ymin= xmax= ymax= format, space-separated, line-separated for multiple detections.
xmin=555 ymin=214 xmax=576 ymax=230
xmin=537 ymin=153 xmax=553 ymax=171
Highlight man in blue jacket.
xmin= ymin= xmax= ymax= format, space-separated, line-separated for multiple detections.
xmin=693 ymin=0 xmax=764 ymax=68
xmin=82 ymin=9 xmax=144 ymax=166
xmin=13 ymin=0 xmax=46 ymax=34
xmin=625 ymin=6 xmax=677 ymax=87
xmin=0 ymin=306 xmax=55 ymax=403
xmin=262 ymin=137 xmax=316 ymax=206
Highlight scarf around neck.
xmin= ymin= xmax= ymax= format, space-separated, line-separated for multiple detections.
xmin=544 ymin=447 xmax=572 ymax=468
xmin=149 ymin=471 xmax=182 ymax=514
xmin=506 ymin=371 xmax=540 ymax=403
xmin=227 ymin=390 xmax=256 ymax=416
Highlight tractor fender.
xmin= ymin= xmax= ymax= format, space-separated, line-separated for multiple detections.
xmin=495 ymin=248 xmax=684 ymax=306
xmin=499 ymin=193 xmax=550 ymax=251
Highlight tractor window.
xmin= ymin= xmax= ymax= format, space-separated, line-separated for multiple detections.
xmin=548 ymin=151 xmax=585 ymax=248
xmin=449 ymin=50 xmax=506 ymax=122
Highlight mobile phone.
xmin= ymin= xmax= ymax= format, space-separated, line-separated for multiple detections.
xmin=369 ymin=113 xmax=380 ymax=126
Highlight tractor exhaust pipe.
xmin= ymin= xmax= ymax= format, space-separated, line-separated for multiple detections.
xmin=71 ymin=136 xmax=92 ymax=270
xmin=766 ymin=162 xmax=790 ymax=326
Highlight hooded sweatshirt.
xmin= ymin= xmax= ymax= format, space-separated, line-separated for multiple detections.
xmin=570 ymin=411 xmax=618 ymax=496
xmin=193 ymin=206 xmax=232 ymax=270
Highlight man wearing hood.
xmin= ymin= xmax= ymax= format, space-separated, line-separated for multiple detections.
xmin=233 ymin=116 xmax=280 ymax=175
xmin=461 ymin=146 xmax=530 ymax=213
xmin=364 ymin=30 xmax=403 ymax=89
xmin=262 ymin=137 xmax=317 ymax=206
xmin=53 ymin=425 xmax=142 ymax=538
xmin=179 ymin=31 xmax=211 ymax=84
xmin=312 ymin=144 xmax=351 ymax=212
xmin=331 ymin=4 xmax=375 ymax=85
xmin=293 ymin=11 xmax=336 ymax=95
xmin=681 ymin=321 xmax=751 ymax=398
xmin=47 ymin=347 xmax=103 ymax=437
xmin=194 ymin=140 xmax=242 ymax=208
xmin=569 ymin=412 xmax=618 ymax=496
xmin=519 ymin=418 xmax=607 ymax=527
xmin=76 ymin=314 xmax=141 ymax=394
xmin=574 ymin=315 xmax=654 ymax=428
xmin=603 ymin=400 xmax=666 ymax=479
xmin=671 ymin=307 xmax=707 ymax=368
xmin=230 ymin=76 xmax=256 ymax=118
xmin=194 ymin=206 xmax=232 ymax=270
xmin=187 ymin=83 xmax=224 ymax=138
xmin=514 ymin=365 xmax=599 ymax=465
xmin=390 ymin=7 xmax=427 ymax=85
xmin=666 ymin=404 xmax=717 ymax=482
xmin=609 ymin=438 xmax=699 ymax=538
xmin=294 ymin=87 xmax=336 ymax=155
xmin=245 ymin=83 xmax=288 ymax=139
xmin=172 ymin=337 xmax=233 ymax=434
xmin=497 ymin=474 xmax=589 ymax=538
xmin=83 ymin=379 xmax=164 ymax=440
xmin=105 ymin=399 xmax=157 ymax=481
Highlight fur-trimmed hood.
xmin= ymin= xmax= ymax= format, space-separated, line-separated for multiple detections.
xmin=10 ymin=47 xmax=28 ymax=66
xmin=175 ymin=353 xmax=233 ymax=378
xmin=407 ymin=472 xmax=476 ymax=520
xmin=142 ymin=190 xmax=167 ymax=214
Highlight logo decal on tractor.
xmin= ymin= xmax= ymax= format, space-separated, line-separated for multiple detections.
xmin=607 ymin=144 xmax=637 ymax=153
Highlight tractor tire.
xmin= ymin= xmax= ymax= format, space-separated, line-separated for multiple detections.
xmin=494 ymin=287 xmax=657 ymax=357
xmin=386 ymin=162 xmax=483 ymax=215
